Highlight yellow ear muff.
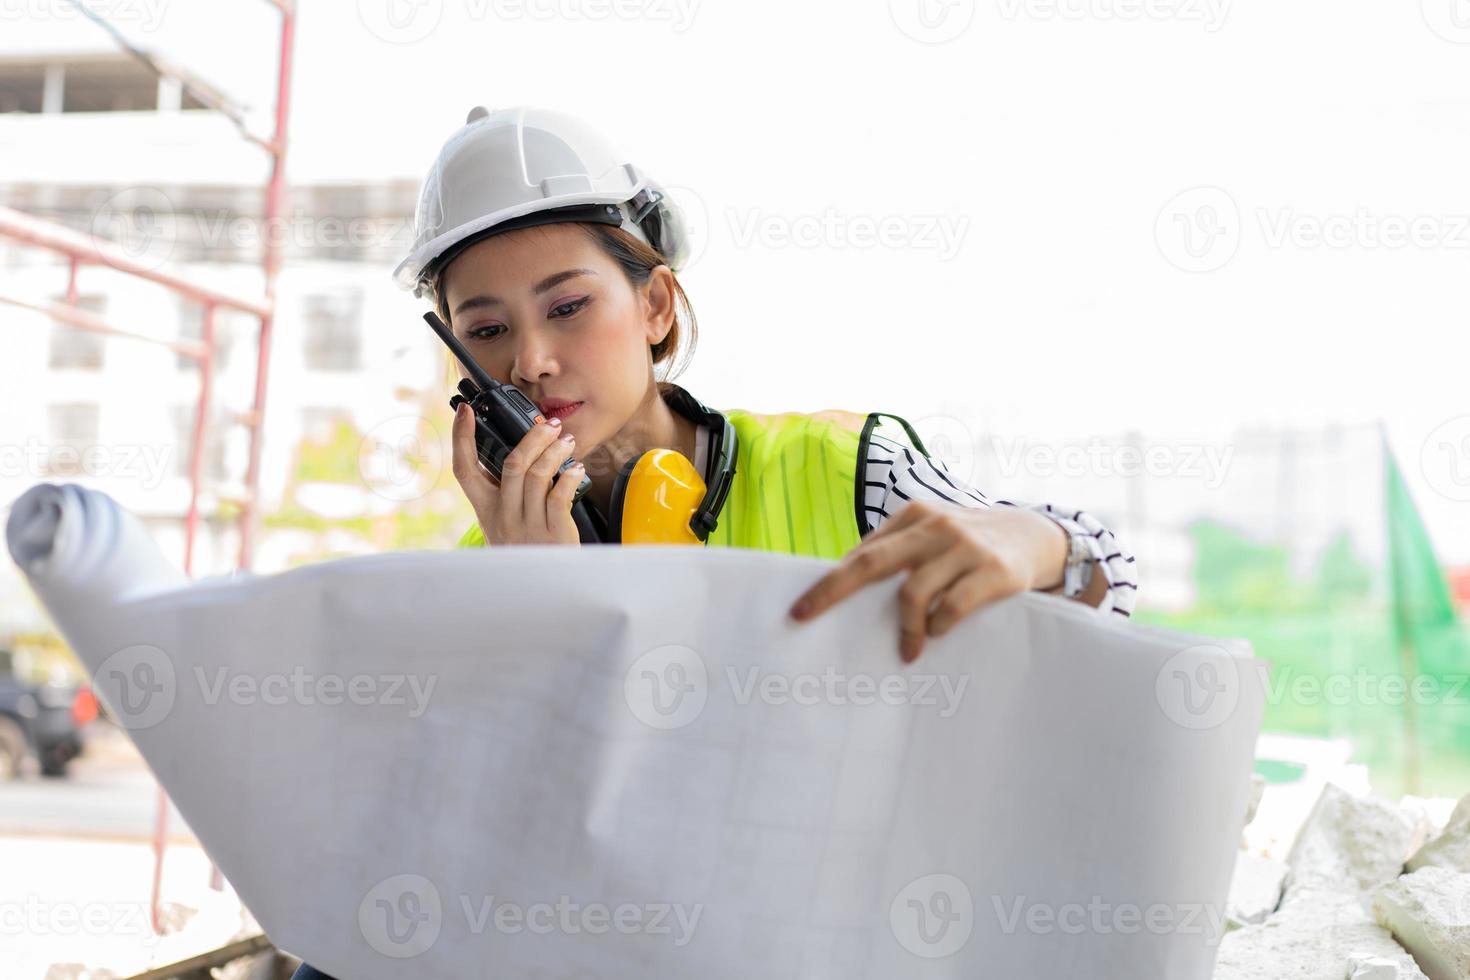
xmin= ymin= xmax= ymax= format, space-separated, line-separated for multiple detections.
xmin=617 ymin=448 xmax=708 ymax=545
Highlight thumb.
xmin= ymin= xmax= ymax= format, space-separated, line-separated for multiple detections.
xmin=451 ymin=402 xmax=501 ymax=521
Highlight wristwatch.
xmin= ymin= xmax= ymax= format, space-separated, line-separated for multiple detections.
xmin=1062 ymin=530 xmax=1095 ymax=597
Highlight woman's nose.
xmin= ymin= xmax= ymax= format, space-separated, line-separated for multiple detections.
xmin=512 ymin=333 xmax=558 ymax=383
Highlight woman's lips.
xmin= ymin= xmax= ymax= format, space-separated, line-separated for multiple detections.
xmin=542 ymin=401 xmax=583 ymax=421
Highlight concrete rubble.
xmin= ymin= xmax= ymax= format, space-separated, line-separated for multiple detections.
xmin=1214 ymin=783 xmax=1470 ymax=980
xmin=1408 ymin=807 xmax=1470 ymax=875
xmin=1284 ymin=783 xmax=1419 ymax=897
xmin=1215 ymin=887 xmax=1429 ymax=978
xmin=1373 ymin=866 xmax=1470 ymax=980
xmin=1226 ymin=850 xmax=1289 ymax=929
xmin=1350 ymin=952 xmax=1432 ymax=979
xmin=1452 ymin=797 xmax=1470 ymax=831
xmin=1404 ymin=796 xmax=1452 ymax=857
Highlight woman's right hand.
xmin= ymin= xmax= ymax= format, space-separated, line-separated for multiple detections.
xmin=452 ymin=403 xmax=585 ymax=546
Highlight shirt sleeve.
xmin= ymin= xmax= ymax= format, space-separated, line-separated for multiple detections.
xmin=863 ymin=432 xmax=1138 ymax=619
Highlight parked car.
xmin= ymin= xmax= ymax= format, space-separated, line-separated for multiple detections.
xmin=0 ymin=648 xmax=96 ymax=778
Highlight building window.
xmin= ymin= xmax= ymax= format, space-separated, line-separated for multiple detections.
xmin=0 ymin=66 xmax=45 ymax=113
xmin=302 ymin=292 xmax=364 ymax=372
xmin=62 ymin=61 xmax=157 ymax=113
xmin=47 ymin=295 xmax=108 ymax=370
xmin=44 ymin=404 xmax=100 ymax=476
xmin=0 ymin=56 xmax=210 ymax=116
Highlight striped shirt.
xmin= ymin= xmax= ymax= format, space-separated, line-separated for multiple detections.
xmin=861 ymin=432 xmax=1137 ymax=619
xmin=693 ymin=424 xmax=1138 ymax=619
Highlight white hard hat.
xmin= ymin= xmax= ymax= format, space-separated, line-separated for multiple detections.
xmin=393 ymin=105 xmax=691 ymax=298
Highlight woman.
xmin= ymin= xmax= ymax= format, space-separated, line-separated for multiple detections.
xmin=288 ymin=105 xmax=1137 ymax=980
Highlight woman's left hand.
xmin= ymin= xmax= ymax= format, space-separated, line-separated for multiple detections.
xmin=788 ymin=502 xmax=1069 ymax=662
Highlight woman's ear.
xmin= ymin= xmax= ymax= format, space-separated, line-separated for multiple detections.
xmin=641 ymin=265 xmax=677 ymax=346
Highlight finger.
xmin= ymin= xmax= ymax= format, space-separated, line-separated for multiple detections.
xmin=924 ymin=565 xmax=1018 ymax=639
xmin=791 ymin=503 xmax=954 ymax=619
xmin=895 ymin=543 xmax=974 ymax=662
xmin=791 ymin=525 xmax=946 ymax=621
xmin=451 ymin=403 xmax=499 ymax=517
xmin=499 ymin=420 xmax=562 ymax=526
xmin=525 ymin=428 xmax=577 ymax=530
xmin=547 ymin=459 xmax=586 ymax=532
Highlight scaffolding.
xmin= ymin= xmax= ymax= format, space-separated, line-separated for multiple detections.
xmin=0 ymin=0 xmax=296 ymax=937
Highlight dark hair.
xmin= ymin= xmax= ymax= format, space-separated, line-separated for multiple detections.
xmin=432 ymin=222 xmax=698 ymax=393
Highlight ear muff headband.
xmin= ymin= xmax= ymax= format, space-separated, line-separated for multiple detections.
xmin=600 ymin=385 xmax=737 ymax=544
xmin=660 ymin=385 xmax=738 ymax=541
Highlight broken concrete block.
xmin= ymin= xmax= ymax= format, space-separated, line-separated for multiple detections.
xmin=1449 ymin=794 xmax=1470 ymax=832
xmin=1213 ymin=888 xmax=1428 ymax=980
xmin=1245 ymin=772 xmax=1266 ymax=830
xmin=1226 ymin=851 xmax=1288 ymax=930
xmin=1242 ymin=773 xmax=1269 ymax=849
xmin=1409 ymin=818 xmax=1470 ymax=875
xmin=1285 ymin=783 xmax=1418 ymax=897
xmin=1372 ymin=866 xmax=1470 ymax=980
xmin=1350 ymin=953 xmax=1433 ymax=979
xmin=1402 ymin=796 xmax=1448 ymax=856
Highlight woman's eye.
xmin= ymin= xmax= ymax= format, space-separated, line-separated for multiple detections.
xmin=551 ymin=297 xmax=590 ymax=318
xmin=464 ymin=298 xmax=585 ymax=339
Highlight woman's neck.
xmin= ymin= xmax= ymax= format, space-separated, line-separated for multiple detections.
xmin=579 ymin=385 xmax=698 ymax=520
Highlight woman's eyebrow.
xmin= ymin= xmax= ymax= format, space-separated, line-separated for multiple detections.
xmin=452 ymin=268 xmax=598 ymax=318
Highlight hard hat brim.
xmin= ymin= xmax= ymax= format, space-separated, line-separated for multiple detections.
xmin=392 ymin=192 xmax=649 ymax=297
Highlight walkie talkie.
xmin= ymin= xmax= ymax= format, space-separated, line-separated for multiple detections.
xmin=423 ymin=311 xmax=606 ymax=542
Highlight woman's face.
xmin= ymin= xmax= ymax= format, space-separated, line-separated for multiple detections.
xmin=439 ymin=223 xmax=674 ymax=453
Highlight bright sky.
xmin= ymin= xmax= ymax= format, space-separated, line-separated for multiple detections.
xmin=12 ymin=0 xmax=1470 ymax=558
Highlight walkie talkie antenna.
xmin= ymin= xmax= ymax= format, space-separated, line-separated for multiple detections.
xmin=424 ymin=311 xmax=498 ymax=392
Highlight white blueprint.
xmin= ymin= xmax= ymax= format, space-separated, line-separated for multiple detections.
xmin=6 ymin=482 xmax=1264 ymax=979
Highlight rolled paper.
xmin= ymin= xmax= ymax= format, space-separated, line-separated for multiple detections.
xmin=5 ymin=481 xmax=1264 ymax=980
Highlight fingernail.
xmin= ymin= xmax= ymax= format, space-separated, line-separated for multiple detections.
xmin=790 ymin=599 xmax=811 ymax=619
xmin=561 ymin=434 xmax=575 ymax=445
xmin=548 ymin=417 xmax=562 ymax=427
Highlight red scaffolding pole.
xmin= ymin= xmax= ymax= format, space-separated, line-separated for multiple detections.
xmin=0 ymin=0 xmax=295 ymax=936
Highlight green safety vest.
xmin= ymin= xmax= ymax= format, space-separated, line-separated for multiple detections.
xmin=455 ymin=408 xmax=920 ymax=560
